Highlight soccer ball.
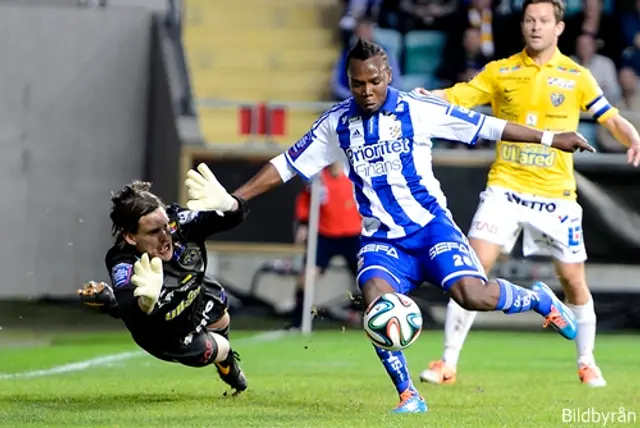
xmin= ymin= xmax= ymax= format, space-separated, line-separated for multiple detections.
xmin=363 ymin=292 xmax=423 ymax=351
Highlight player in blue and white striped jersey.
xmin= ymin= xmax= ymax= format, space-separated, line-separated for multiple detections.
xmin=187 ymin=38 xmax=594 ymax=414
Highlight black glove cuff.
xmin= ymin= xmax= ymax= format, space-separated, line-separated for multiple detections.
xmin=231 ymin=195 xmax=250 ymax=217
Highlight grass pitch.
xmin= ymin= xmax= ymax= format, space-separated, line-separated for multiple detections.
xmin=0 ymin=328 xmax=638 ymax=427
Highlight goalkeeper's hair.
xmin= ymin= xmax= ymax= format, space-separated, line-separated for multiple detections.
xmin=346 ymin=38 xmax=389 ymax=70
xmin=110 ymin=180 xmax=164 ymax=239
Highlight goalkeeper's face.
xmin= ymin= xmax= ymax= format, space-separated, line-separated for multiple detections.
xmin=125 ymin=207 xmax=174 ymax=261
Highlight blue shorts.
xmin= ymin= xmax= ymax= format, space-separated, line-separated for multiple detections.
xmin=355 ymin=214 xmax=487 ymax=294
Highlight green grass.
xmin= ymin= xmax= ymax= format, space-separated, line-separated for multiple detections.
xmin=0 ymin=329 xmax=638 ymax=427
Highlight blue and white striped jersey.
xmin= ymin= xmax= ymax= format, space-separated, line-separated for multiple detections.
xmin=283 ymin=88 xmax=506 ymax=239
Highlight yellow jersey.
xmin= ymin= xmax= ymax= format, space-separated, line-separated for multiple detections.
xmin=443 ymin=49 xmax=618 ymax=200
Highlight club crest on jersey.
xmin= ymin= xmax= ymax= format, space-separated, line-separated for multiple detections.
xmin=174 ymin=243 xmax=202 ymax=268
xmin=180 ymin=248 xmax=201 ymax=267
xmin=550 ymin=93 xmax=565 ymax=107
xmin=379 ymin=113 xmax=402 ymax=140
xmin=389 ymin=121 xmax=401 ymax=139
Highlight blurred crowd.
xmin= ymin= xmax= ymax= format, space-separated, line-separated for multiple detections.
xmin=335 ymin=0 xmax=640 ymax=152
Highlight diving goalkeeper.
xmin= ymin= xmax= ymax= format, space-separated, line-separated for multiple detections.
xmin=78 ymin=165 xmax=249 ymax=395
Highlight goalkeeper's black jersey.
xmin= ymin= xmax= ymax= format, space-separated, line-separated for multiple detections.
xmin=104 ymin=198 xmax=248 ymax=349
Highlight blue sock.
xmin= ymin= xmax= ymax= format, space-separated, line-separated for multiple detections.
xmin=373 ymin=345 xmax=418 ymax=396
xmin=495 ymin=278 xmax=545 ymax=314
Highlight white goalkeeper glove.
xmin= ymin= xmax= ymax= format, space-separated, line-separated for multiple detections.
xmin=131 ymin=253 xmax=164 ymax=314
xmin=184 ymin=163 xmax=236 ymax=212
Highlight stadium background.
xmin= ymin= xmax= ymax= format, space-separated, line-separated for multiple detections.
xmin=0 ymin=0 xmax=639 ymax=336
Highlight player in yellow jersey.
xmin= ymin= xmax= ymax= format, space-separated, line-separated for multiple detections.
xmin=416 ymin=0 xmax=640 ymax=388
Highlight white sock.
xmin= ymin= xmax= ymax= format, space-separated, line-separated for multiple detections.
xmin=566 ymin=298 xmax=597 ymax=368
xmin=441 ymin=299 xmax=478 ymax=368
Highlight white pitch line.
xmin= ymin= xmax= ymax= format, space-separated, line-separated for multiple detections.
xmin=0 ymin=329 xmax=289 ymax=380
xmin=0 ymin=351 xmax=144 ymax=380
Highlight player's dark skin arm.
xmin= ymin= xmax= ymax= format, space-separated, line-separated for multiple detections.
xmin=500 ymin=123 xmax=595 ymax=153
xmin=232 ymin=121 xmax=594 ymax=204
xmin=233 ymin=163 xmax=285 ymax=201
xmin=502 ymin=123 xmax=544 ymax=144
xmin=419 ymin=90 xmax=595 ymax=153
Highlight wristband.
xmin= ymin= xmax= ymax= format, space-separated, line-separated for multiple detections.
xmin=541 ymin=131 xmax=554 ymax=147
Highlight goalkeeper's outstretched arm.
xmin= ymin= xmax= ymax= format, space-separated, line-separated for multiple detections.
xmin=77 ymin=281 xmax=121 ymax=319
xmin=174 ymin=195 xmax=250 ymax=243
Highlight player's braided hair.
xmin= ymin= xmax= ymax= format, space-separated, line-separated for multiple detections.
xmin=109 ymin=180 xmax=164 ymax=239
xmin=346 ymin=38 xmax=390 ymax=70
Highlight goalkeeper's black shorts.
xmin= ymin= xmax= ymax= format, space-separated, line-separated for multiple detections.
xmin=144 ymin=329 xmax=223 ymax=367
xmin=136 ymin=281 xmax=229 ymax=367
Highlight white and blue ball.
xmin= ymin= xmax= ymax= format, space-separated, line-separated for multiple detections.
xmin=363 ymin=292 xmax=423 ymax=351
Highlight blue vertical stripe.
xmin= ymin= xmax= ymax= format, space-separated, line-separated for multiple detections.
xmin=337 ymin=111 xmax=376 ymax=235
xmin=367 ymin=112 xmax=421 ymax=238
xmin=363 ymin=114 xmax=391 ymax=237
xmin=397 ymin=101 xmax=443 ymax=218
